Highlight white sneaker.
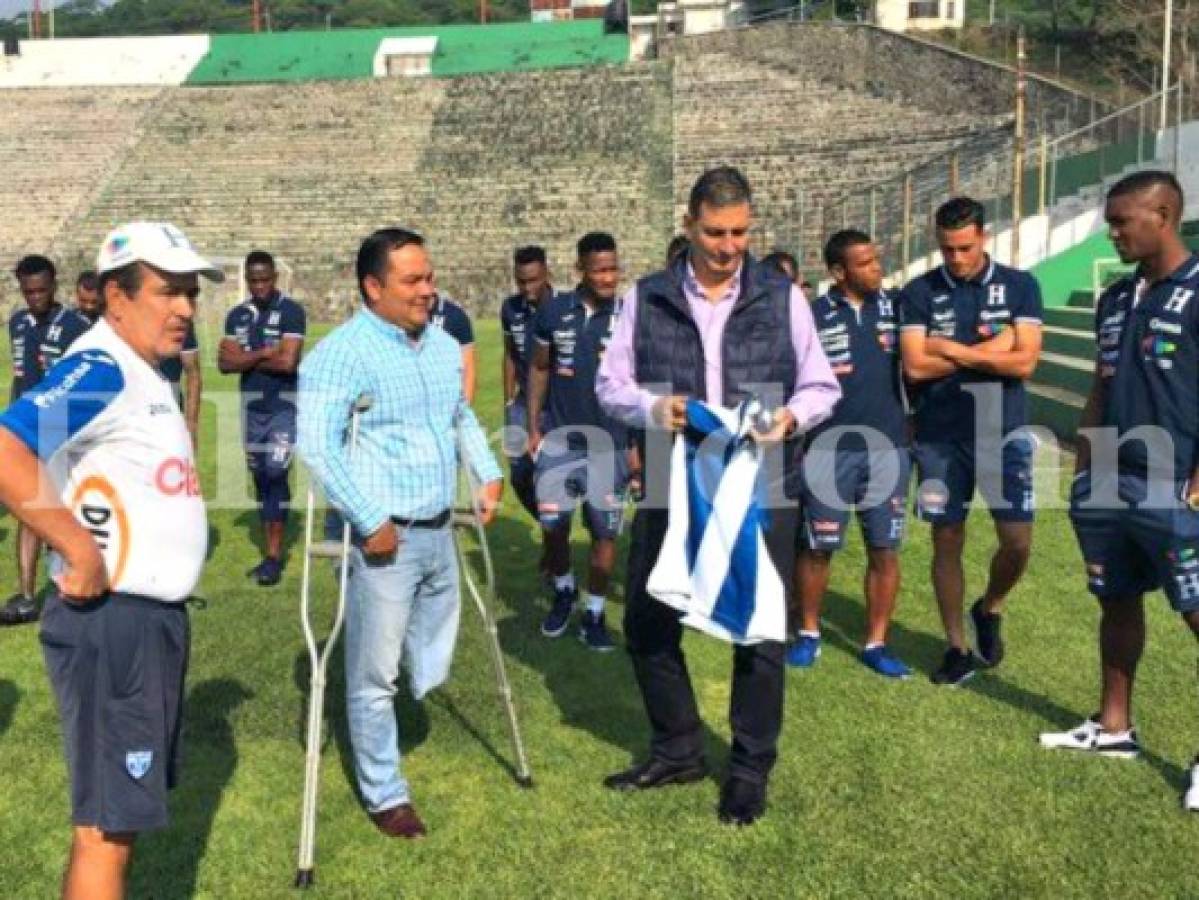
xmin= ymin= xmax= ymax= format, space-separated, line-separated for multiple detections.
xmin=1039 ymin=716 xmax=1141 ymax=759
xmin=1184 ymin=759 xmax=1199 ymax=812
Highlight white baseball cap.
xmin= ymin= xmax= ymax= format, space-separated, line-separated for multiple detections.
xmin=97 ymin=222 xmax=225 ymax=282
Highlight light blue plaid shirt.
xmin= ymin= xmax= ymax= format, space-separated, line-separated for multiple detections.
xmin=297 ymin=307 xmax=501 ymax=537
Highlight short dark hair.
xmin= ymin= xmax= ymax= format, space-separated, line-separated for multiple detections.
xmin=687 ymin=166 xmax=752 ymax=218
xmin=98 ymin=262 xmax=143 ymax=300
xmin=762 ymin=250 xmax=798 ymax=278
xmin=76 ymin=270 xmax=98 ymax=290
xmin=577 ymin=231 xmax=617 ymax=259
xmin=514 ymin=245 xmax=547 ymax=267
xmin=666 ymin=234 xmax=690 ymax=263
xmin=1107 ymin=169 xmax=1185 ymax=211
xmin=356 ymin=228 xmax=424 ymax=302
xmin=245 ymin=249 xmax=276 ymax=270
xmin=14 ymin=254 xmax=55 ymax=280
xmin=823 ymin=230 xmax=873 ymax=270
xmin=935 ymin=197 xmax=986 ymax=232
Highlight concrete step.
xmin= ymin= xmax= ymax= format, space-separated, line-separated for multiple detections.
xmin=1035 ymin=350 xmax=1094 ymax=395
xmin=1028 ymin=382 xmax=1086 ymax=443
xmin=1042 ymin=325 xmax=1094 ymax=359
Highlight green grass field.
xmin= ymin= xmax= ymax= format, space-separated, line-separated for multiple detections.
xmin=0 ymin=319 xmax=1197 ymax=898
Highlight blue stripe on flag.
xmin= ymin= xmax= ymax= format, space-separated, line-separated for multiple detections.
xmin=684 ymin=400 xmax=733 ymax=570
xmin=709 ymin=503 xmax=765 ymax=639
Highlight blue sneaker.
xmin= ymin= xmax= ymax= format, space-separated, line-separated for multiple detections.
xmin=860 ymin=645 xmax=911 ymax=679
xmin=540 ymin=587 xmax=576 ymax=637
xmin=786 ymin=634 xmax=821 ymax=668
xmin=579 ymin=610 xmax=616 ymax=652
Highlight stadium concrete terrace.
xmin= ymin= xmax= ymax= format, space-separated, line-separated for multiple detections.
xmin=0 ymin=20 xmax=1102 ymax=321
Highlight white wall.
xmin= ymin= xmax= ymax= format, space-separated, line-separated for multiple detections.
xmin=874 ymin=0 xmax=965 ymax=34
xmin=0 ymin=35 xmax=209 ymax=87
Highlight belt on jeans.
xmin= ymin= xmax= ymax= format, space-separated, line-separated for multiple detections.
xmin=391 ymin=509 xmax=452 ymax=530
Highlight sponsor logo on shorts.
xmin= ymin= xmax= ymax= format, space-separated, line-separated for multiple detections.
xmin=812 ymin=520 xmax=840 ymax=533
xmin=1167 ymin=548 xmax=1199 ymax=571
xmin=125 ymin=750 xmax=153 ymax=780
xmin=1173 ymin=571 xmax=1199 ymax=601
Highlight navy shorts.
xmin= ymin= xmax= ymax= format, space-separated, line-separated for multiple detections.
xmin=244 ymin=406 xmax=296 ymax=479
xmin=800 ymin=447 xmax=910 ymax=551
xmin=913 ymin=433 xmax=1036 ymax=525
xmin=39 ymin=591 xmax=189 ymax=833
xmin=1069 ymin=469 xmax=1199 ymax=613
xmin=534 ymin=441 xmax=629 ymax=540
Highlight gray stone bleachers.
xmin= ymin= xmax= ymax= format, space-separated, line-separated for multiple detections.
xmin=0 ymin=22 xmax=1042 ymax=318
xmin=53 ymin=65 xmax=674 ymax=318
xmin=671 ymin=52 xmax=1005 ymax=264
xmin=0 ymin=87 xmax=163 ymax=270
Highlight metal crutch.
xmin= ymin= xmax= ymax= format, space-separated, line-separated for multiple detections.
xmin=295 ymin=393 xmax=371 ymax=889
xmin=452 ymin=425 xmax=534 ymax=788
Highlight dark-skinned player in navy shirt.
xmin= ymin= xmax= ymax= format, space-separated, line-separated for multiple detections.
xmin=501 ymin=245 xmax=560 ymax=581
xmin=1 ymin=255 xmax=90 ymax=626
xmin=1040 ymin=171 xmax=1199 ymax=812
xmin=73 ymin=270 xmax=102 ymax=324
xmin=899 ymin=197 xmax=1043 ymax=686
xmin=526 ymin=232 xmax=631 ymax=651
xmin=791 ymin=230 xmax=911 ymax=679
xmin=218 ymin=250 xmax=306 ymax=586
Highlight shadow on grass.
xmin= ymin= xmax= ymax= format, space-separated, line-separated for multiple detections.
xmin=0 ymin=679 xmax=18 ymax=739
xmin=232 ymin=509 xmax=303 ymax=568
xmin=818 ymin=588 xmax=1188 ymax=790
xmin=483 ymin=514 xmax=729 ymax=778
xmin=291 ymin=643 xmax=431 ymax=811
xmin=129 ymin=678 xmax=252 ymax=900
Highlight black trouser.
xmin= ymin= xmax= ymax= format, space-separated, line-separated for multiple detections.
xmin=622 ymin=505 xmax=797 ymax=784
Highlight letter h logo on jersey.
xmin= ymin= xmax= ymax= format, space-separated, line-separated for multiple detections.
xmin=877 ymin=296 xmax=893 ymax=319
xmin=987 ymin=284 xmax=1007 ymax=307
xmin=1163 ymin=287 xmax=1195 ymax=315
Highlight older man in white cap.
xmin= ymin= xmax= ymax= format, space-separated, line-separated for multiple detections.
xmin=0 ymin=222 xmax=222 ymax=900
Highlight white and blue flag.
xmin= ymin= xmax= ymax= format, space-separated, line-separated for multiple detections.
xmin=647 ymin=398 xmax=786 ymax=645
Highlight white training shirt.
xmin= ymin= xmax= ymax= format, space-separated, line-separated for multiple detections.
xmin=0 ymin=320 xmax=207 ymax=602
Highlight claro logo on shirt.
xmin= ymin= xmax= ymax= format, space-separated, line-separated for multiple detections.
xmin=69 ymin=476 xmax=130 ymax=586
xmin=155 ymin=458 xmax=200 ymax=497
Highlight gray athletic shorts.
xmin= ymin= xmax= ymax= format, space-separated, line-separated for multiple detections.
xmin=39 ymin=590 xmax=190 ymax=833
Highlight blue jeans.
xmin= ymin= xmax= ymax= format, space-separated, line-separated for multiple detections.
xmin=344 ymin=525 xmax=459 ymax=813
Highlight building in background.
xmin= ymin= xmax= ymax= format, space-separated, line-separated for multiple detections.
xmin=532 ymin=0 xmax=608 ymax=22
xmin=874 ymin=0 xmax=964 ymax=33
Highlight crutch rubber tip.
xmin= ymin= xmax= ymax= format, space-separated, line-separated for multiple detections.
xmin=295 ymin=869 xmax=316 ymax=889
xmin=516 ymin=774 xmax=534 ymax=789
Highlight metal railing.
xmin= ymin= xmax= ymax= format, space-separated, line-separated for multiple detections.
xmin=1038 ymin=81 xmax=1184 ymax=216
xmin=809 ymin=80 xmax=1188 ymax=284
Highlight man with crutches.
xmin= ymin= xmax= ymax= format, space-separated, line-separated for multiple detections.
xmin=297 ymin=228 xmax=503 ymax=840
